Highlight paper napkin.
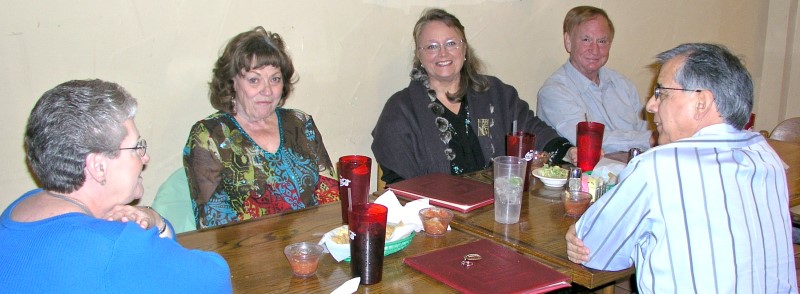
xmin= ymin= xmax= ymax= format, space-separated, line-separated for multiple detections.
xmin=374 ymin=191 xmax=451 ymax=233
xmin=330 ymin=277 xmax=360 ymax=294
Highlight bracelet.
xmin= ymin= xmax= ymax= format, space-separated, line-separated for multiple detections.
xmin=144 ymin=206 xmax=167 ymax=234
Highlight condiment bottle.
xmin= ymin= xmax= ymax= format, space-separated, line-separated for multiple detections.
xmin=568 ymin=166 xmax=582 ymax=192
xmin=628 ymin=148 xmax=642 ymax=162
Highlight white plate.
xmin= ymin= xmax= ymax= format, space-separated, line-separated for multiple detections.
xmin=532 ymin=167 xmax=568 ymax=188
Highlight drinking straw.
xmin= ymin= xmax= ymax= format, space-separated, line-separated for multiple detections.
xmin=512 ymin=120 xmax=517 ymax=133
xmin=348 ymin=187 xmax=353 ymax=211
xmin=584 ymin=113 xmax=589 ymax=123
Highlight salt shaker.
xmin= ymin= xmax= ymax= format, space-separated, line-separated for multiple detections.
xmin=568 ymin=166 xmax=582 ymax=192
xmin=628 ymin=148 xmax=642 ymax=162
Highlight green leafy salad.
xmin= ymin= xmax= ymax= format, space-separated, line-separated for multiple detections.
xmin=539 ymin=164 xmax=568 ymax=179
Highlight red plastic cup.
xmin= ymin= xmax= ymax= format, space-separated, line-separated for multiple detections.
xmin=338 ymin=155 xmax=372 ymax=224
xmin=505 ymin=132 xmax=535 ymax=191
xmin=744 ymin=113 xmax=755 ymax=130
xmin=349 ymin=203 xmax=388 ymax=285
xmin=576 ymin=122 xmax=605 ymax=172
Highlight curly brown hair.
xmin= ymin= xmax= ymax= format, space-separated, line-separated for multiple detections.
xmin=209 ymin=26 xmax=296 ymax=114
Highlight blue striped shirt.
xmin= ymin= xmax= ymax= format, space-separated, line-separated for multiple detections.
xmin=576 ymin=124 xmax=797 ymax=293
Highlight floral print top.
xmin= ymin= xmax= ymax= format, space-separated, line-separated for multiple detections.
xmin=184 ymin=109 xmax=338 ymax=229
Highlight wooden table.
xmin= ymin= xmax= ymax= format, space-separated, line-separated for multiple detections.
xmin=175 ymin=139 xmax=796 ymax=293
xmin=457 ymin=171 xmax=633 ymax=290
xmin=177 ymin=201 xmax=565 ymax=293
xmin=450 ymin=138 xmax=800 ymax=291
xmin=769 ymin=139 xmax=800 ymax=206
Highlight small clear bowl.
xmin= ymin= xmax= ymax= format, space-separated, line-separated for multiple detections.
xmin=564 ymin=191 xmax=592 ymax=218
xmin=418 ymin=207 xmax=454 ymax=236
xmin=284 ymin=242 xmax=324 ymax=277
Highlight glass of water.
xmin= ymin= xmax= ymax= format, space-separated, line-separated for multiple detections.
xmin=493 ymin=156 xmax=527 ymax=224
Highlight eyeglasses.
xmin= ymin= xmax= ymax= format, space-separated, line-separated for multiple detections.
xmin=119 ymin=139 xmax=147 ymax=157
xmin=418 ymin=40 xmax=463 ymax=54
xmin=653 ymin=85 xmax=702 ymax=99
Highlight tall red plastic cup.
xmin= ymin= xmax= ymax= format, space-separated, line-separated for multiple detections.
xmin=576 ymin=122 xmax=605 ymax=172
xmin=349 ymin=203 xmax=388 ymax=285
xmin=744 ymin=113 xmax=755 ymax=130
xmin=505 ymin=132 xmax=535 ymax=191
xmin=338 ymin=155 xmax=371 ymax=224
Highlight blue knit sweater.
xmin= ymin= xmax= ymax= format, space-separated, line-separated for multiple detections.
xmin=0 ymin=189 xmax=232 ymax=293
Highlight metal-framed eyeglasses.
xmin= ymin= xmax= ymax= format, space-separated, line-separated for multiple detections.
xmin=653 ymin=85 xmax=702 ymax=99
xmin=119 ymin=138 xmax=147 ymax=157
xmin=418 ymin=39 xmax=463 ymax=55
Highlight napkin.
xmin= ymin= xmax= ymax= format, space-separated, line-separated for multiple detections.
xmin=330 ymin=277 xmax=360 ymax=294
xmin=374 ymin=191 xmax=451 ymax=233
xmin=318 ymin=191 xmax=421 ymax=262
xmin=590 ymin=157 xmax=626 ymax=183
xmin=318 ymin=226 xmax=351 ymax=261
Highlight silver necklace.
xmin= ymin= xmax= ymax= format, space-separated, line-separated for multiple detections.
xmin=45 ymin=191 xmax=94 ymax=217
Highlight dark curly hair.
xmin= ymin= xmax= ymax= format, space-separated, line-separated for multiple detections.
xmin=209 ymin=26 xmax=297 ymax=114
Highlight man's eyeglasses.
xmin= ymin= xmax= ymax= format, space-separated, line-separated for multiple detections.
xmin=418 ymin=40 xmax=463 ymax=55
xmin=120 ymin=139 xmax=147 ymax=157
xmin=653 ymin=86 xmax=702 ymax=99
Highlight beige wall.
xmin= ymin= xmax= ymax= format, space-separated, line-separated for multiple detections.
xmin=0 ymin=0 xmax=792 ymax=211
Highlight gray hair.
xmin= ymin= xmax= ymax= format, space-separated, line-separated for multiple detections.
xmin=656 ymin=43 xmax=753 ymax=129
xmin=25 ymin=79 xmax=138 ymax=193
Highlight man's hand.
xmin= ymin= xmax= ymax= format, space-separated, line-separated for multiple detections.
xmin=566 ymin=224 xmax=590 ymax=264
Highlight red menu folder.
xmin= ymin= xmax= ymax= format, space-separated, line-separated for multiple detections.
xmin=386 ymin=173 xmax=494 ymax=213
xmin=403 ymin=239 xmax=571 ymax=294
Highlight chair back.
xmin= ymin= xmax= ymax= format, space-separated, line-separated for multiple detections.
xmin=151 ymin=168 xmax=197 ymax=234
xmin=770 ymin=117 xmax=800 ymax=143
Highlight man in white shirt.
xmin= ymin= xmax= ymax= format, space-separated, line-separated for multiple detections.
xmin=537 ymin=6 xmax=653 ymax=153
xmin=566 ymin=43 xmax=796 ymax=293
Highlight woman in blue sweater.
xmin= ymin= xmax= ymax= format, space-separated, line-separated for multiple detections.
xmin=0 ymin=79 xmax=231 ymax=293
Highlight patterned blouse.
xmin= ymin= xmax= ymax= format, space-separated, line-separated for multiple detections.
xmin=184 ymin=109 xmax=338 ymax=229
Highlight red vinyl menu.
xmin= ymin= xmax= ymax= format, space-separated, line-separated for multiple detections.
xmin=403 ymin=239 xmax=571 ymax=294
xmin=387 ymin=173 xmax=494 ymax=213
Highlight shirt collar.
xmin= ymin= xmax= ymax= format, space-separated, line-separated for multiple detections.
xmin=564 ymin=59 xmax=611 ymax=91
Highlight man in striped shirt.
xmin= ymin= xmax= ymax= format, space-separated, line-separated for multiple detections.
xmin=566 ymin=43 xmax=797 ymax=293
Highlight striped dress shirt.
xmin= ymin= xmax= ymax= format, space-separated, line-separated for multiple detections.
xmin=576 ymin=123 xmax=797 ymax=293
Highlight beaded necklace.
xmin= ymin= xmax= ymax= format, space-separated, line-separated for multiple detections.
xmin=45 ymin=191 xmax=94 ymax=217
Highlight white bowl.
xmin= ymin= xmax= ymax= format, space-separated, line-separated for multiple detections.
xmin=532 ymin=167 xmax=568 ymax=188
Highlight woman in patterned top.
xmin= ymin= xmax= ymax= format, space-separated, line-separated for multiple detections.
xmin=184 ymin=27 xmax=338 ymax=229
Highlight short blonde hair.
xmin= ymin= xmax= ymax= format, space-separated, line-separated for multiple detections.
xmin=563 ymin=6 xmax=615 ymax=39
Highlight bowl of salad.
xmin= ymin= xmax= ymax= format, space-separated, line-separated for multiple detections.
xmin=532 ymin=165 xmax=568 ymax=188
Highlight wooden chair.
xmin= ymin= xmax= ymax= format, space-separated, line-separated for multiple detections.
xmin=377 ymin=164 xmax=386 ymax=191
xmin=769 ymin=117 xmax=800 ymax=143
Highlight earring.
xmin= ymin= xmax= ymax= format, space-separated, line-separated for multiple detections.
xmin=100 ymin=179 xmax=106 ymax=186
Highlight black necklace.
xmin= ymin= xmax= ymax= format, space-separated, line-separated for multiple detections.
xmin=45 ymin=191 xmax=94 ymax=217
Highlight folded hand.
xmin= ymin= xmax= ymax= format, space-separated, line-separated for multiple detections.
xmin=565 ymin=225 xmax=590 ymax=264
xmin=103 ymin=205 xmax=161 ymax=231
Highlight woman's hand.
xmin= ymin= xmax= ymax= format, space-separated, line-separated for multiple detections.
xmin=565 ymin=147 xmax=577 ymax=163
xmin=103 ymin=205 xmax=165 ymax=233
xmin=565 ymin=147 xmax=606 ymax=164
xmin=566 ymin=225 xmax=590 ymax=264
